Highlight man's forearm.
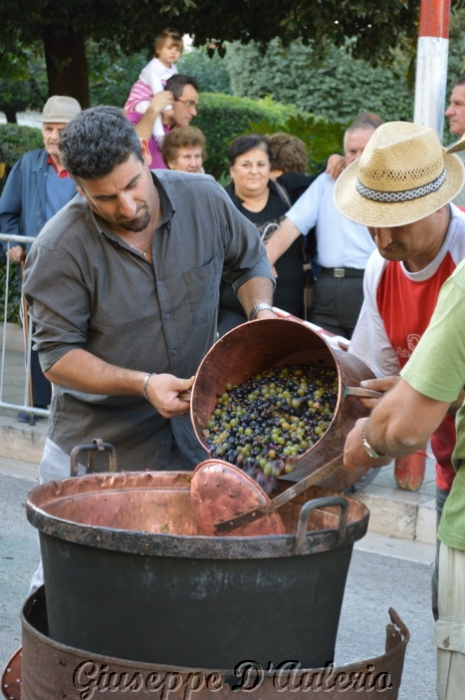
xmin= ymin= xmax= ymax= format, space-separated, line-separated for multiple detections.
xmin=236 ymin=276 xmax=274 ymax=319
xmin=133 ymin=105 xmax=162 ymax=142
xmin=265 ymin=218 xmax=302 ymax=266
xmin=366 ymin=379 xmax=450 ymax=456
xmin=44 ymin=348 xmax=194 ymax=418
xmin=45 ymin=348 xmax=146 ymax=396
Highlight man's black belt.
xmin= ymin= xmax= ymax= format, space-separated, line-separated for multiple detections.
xmin=320 ymin=266 xmax=364 ymax=278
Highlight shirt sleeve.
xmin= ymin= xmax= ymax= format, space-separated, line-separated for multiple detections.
xmin=401 ymin=263 xmax=465 ymax=402
xmin=348 ymin=252 xmax=400 ymax=377
xmin=23 ymin=239 xmax=90 ymax=371
xmin=286 ymin=174 xmax=324 ymax=235
xmin=0 ymin=157 xmax=23 ymax=238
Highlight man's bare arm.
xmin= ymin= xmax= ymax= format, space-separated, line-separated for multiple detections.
xmin=265 ymin=218 xmax=302 ymax=266
xmin=45 ymin=348 xmax=192 ymax=418
xmin=236 ymin=276 xmax=275 ymax=319
xmin=344 ymin=378 xmax=451 ymax=470
xmin=133 ymin=91 xmax=174 ymax=143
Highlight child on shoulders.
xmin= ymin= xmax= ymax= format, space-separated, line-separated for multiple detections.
xmin=125 ymin=28 xmax=183 ymax=144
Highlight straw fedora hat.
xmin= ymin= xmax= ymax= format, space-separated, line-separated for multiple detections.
xmin=334 ymin=122 xmax=465 ymax=227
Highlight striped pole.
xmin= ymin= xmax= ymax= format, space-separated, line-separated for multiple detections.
xmin=414 ymin=0 xmax=451 ymax=141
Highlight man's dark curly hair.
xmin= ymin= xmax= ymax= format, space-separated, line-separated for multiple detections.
xmin=59 ymin=106 xmax=143 ymax=180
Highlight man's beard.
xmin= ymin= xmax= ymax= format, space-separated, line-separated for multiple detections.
xmin=117 ymin=208 xmax=151 ymax=232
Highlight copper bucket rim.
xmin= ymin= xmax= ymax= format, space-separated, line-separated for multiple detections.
xmin=189 ymin=317 xmax=346 ymax=459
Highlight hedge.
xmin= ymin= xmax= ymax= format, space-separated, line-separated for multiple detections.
xmin=193 ymin=93 xmax=290 ymax=179
xmin=1 ymin=123 xmax=43 ymax=169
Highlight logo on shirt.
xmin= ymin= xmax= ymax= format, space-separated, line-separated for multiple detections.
xmin=397 ymin=334 xmax=422 ymax=359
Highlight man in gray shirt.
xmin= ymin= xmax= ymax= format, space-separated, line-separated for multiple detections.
xmin=23 ymin=106 xmax=276 ymax=481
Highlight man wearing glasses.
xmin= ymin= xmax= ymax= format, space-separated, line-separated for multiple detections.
xmin=127 ymin=74 xmax=199 ymax=169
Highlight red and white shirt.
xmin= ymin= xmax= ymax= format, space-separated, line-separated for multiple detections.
xmin=349 ymin=205 xmax=465 ymax=490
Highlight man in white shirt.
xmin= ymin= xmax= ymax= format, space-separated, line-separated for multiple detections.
xmin=445 ymin=77 xmax=465 ymax=208
xmin=265 ymin=116 xmax=379 ymax=338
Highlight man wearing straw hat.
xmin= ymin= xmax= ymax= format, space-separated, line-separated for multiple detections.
xmin=336 ymin=121 xmax=465 ymax=698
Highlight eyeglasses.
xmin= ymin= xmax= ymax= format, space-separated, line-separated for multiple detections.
xmin=175 ymin=98 xmax=198 ymax=109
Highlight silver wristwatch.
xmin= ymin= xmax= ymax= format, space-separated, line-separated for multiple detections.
xmin=248 ymin=303 xmax=274 ymax=321
xmin=361 ymin=420 xmax=387 ymax=459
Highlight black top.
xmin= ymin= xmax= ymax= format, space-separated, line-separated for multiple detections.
xmin=218 ymin=179 xmax=305 ymax=335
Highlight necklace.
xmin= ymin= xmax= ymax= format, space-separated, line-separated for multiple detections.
xmin=128 ymin=194 xmax=161 ymax=258
xmin=129 ymin=240 xmax=152 ymax=257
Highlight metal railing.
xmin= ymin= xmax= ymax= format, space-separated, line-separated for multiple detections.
xmin=0 ymin=233 xmax=50 ymax=424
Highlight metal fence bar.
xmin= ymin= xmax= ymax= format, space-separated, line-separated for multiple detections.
xmin=0 ymin=232 xmax=50 ymax=420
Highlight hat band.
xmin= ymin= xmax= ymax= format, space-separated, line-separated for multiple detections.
xmin=356 ymin=168 xmax=446 ymax=203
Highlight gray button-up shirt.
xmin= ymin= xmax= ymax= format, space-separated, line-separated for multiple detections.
xmin=23 ymin=170 xmax=274 ymax=470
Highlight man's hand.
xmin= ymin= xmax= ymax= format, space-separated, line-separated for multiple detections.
xmin=133 ymin=91 xmax=174 ymax=142
xmin=7 ymin=245 xmax=25 ymax=263
xmin=358 ymin=375 xmax=401 ymax=409
xmin=149 ymin=90 xmax=174 ymax=114
xmin=145 ymin=373 xmax=194 ymax=418
xmin=325 ymin=154 xmax=346 ymax=180
xmin=343 ymin=418 xmax=393 ymax=471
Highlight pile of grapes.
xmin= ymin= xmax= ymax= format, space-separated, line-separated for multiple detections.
xmin=203 ymin=363 xmax=338 ymax=493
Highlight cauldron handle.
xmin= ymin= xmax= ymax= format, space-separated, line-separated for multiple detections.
xmin=70 ymin=439 xmax=118 ymax=477
xmin=295 ymin=496 xmax=348 ymax=554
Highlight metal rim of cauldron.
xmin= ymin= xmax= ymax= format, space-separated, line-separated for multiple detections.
xmin=26 ymin=472 xmax=369 ymax=560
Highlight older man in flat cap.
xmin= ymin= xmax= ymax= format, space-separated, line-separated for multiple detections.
xmin=0 ymin=95 xmax=82 ymax=421
xmin=336 ymin=122 xmax=465 ymax=700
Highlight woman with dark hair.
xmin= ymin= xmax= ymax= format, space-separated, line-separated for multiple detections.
xmin=218 ymin=134 xmax=305 ymax=335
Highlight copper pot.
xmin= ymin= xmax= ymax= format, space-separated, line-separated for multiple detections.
xmin=190 ymin=318 xmax=375 ymax=491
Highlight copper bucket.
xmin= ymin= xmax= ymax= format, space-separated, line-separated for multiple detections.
xmin=190 ymin=317 xmax=375 ymax=491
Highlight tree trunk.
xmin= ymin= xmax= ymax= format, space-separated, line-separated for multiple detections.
xmin=3 ymin=106 xmax=18 ymax=123
xmin=42 ymin=26 xmax=89 ymax=109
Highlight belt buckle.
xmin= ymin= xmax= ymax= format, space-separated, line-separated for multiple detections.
xmin=334 ymin=268 xmax=345 ymax=278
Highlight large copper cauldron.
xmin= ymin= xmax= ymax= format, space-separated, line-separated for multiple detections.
xmin=190 ymin=318 xmax=375 ymax=490
xmin=26 ymin=460 xmax=369 ymax=670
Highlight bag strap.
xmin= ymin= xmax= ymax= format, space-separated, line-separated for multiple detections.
xmin=273 ymin=180 xmax=292 ymax=209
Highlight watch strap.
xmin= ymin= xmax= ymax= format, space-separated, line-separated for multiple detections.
xmin=248 ymin=303 xmax=274 ymax=321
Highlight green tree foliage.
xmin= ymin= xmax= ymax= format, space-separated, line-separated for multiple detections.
xmin=192 ymin=93 xmax=289 ymax=179
xmin=0 ymin=0 xmax=431 ymax=106
xmin=0 ymin=261 xmax=21 ymax=325
xmin=249 ymin=113 xmax=347 ymax=173
xmin=0 ymin=45 xmax=48 ymax=122
xmin=226 ymin=38 xmax=414 ymax=124
xmin=0 ymin=124 xmax=43 ymax=171
xmin=177 ymin=48 xmax=232 ymax=94
xmin=87 ymin=41 xmax=148 ymax=108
